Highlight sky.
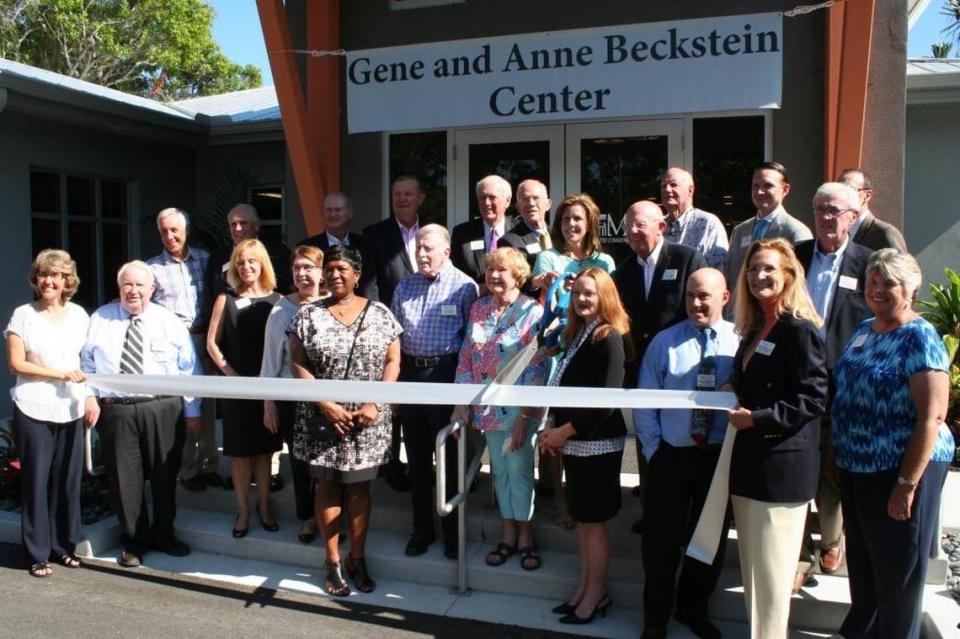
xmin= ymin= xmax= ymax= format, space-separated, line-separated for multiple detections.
xmin=205 ymin=1 xmax=960 ymax=90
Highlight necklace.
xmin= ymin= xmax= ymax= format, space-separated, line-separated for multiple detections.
xmin=329 ymin=295 xmax=357 ymax=319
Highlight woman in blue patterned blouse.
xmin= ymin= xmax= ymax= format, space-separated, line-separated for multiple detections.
xmin=831 ymin=249 xmax=953 ymax=639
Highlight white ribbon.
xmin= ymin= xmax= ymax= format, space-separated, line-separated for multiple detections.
xmin=686 ymin=422 xmax=736 ymax=564
xmin=86 ymin=374 xmax=738 ymax=411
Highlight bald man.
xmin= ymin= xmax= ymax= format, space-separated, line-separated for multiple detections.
xmin=661 ymin=168 xmax=729 ymax=270
xmin=636 ymin=268 xmax=739 ymax=639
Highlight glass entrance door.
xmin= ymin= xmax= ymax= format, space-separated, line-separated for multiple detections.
xmin=565 ymin=120 xmax=683 ymax=263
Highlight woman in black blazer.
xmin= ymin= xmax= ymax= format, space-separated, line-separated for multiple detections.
xmin=539 ymin=267 xmax=631 ymax=625
xmin=726 ymin=238 xmax=828 ymax=639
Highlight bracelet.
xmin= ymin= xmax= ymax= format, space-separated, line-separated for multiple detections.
xmin=896 ymin=476 xmax=918 ymax=487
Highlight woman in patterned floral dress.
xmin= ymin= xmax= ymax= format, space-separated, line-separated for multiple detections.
xmin=452 ymin=248 xmax=548 ymax=571
xmin=289 ymin=245 xmax=402 ymax=597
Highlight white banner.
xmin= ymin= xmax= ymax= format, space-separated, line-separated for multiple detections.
xmin=86 ymin=374 xmax=739 ymax=411
xmin=346 ymin=13 xmax=782 ymax=133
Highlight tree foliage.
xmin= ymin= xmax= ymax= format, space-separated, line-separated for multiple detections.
xmin=0 ymin=0 xmax=261 ymax=100
xmin=943 ymin=0 xmax=960 ymax=48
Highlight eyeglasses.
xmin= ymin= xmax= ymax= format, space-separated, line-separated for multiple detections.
xmin=37 ymin=271 xmax=65 ymax=280
xmin=292 ymin=264 xmax=320 ymax=273
xmin=814 ymin=206 xmax=855 ymax=218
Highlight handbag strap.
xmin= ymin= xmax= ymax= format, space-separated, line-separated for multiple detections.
xmin=341 ymin=300 xmax=371 ymax=380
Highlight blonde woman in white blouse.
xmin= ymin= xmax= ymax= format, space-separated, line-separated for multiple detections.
xmin=4 ymin=249 xmax=97 ymax=578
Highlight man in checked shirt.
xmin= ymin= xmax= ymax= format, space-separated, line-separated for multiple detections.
xmin=391 ymin=224 xmax=478 ymax=559
xmin=147 ymin=208 xmax=221 ymax=492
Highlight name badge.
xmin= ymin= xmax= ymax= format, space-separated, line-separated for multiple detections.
xmin=525 ymin=242 xmax=542 ymax=255
xmin=740 ymin=236 xmax=752 ymax=249
xmin=441 ymin=304 xmax=457 ymax=316
xmin=662 ymin=269 xmax=678 ymax=281
xmin=235 ymin=297 xmax=252 ymax=310
xmin=838 ymin=275 xmax=858 ymax=291
xmin=696 ymin=373 xmax=716 ymax=389
xmin=469 ymin=240 xmax=484 ymax=251
xmin=851 ymin=333 xmax=867 ymax=348
xmin=755 ymin=340 xmax=775 ymax=356
xmin=221 ymin=262 xmax=230 ymax=272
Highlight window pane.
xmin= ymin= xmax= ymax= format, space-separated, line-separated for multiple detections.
xmin=692 ymin=116 xmax=765 ymax=232
xmin=251 ymin=186 xmax=283 ymax=221
xmin=579 ymin=135 xmax=668 ymax=264
xmin=67 ymin=176 xmax=95 ymax=218
xmin=101 ymin=223 xmax=128 ymax=306
xmin=257 ymin=222 xmax=283 ymax=245
xmin=389 ymin=131 xmax=447 ymax=227
xmin=30 ymin=171 xmax=60 ymax=215
xmin=68 ymin=222 xmax=98 ymax=309
xmin=31 ymin=218 xmax=62 ymax=259
xmin=102 ymin=181 xmax=127 ymax=220
xmin=467 ymin=140 xmax=550 ymax=222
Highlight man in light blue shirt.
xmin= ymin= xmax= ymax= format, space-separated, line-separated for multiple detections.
xmin=82 ymin=260 xmax=201 ymax=568
xmin=635 ymin=268 xmax=739 ymax=639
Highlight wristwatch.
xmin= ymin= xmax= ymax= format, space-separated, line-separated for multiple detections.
xmin=896 ymin=476 xmax=918 ymax=487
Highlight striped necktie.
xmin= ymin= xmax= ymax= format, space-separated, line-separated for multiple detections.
xmin=119 ymin=317 xmax=144 ymax=375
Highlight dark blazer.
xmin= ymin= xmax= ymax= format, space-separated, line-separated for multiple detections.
xmin=450 ymin=216 xmax=517 ymax=284
xmin=298 ymin=231 xmax=365 ymax=254
xmin=499 ymin=218 xmax=546 ymax=295
xmin=613 ymin=241 xmax=706 ymax=382
xmin=794 ymin=239 xmax=872 ymax=370
xmin=853 ymin=213 xmax=907 ymax=252
xmin=729 ymin=316 xmax=828 ymax=503
xmin=551 ymin=329 xmax=627 ymax=441
xmin=360 ymin=217 xmax=415 ymax=308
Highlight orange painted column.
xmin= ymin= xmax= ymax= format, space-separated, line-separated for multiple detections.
xmin=256 ymin=0 xmax=331 ymax=236
xmin=307 ymin=0 xmax=341 ymax=199
xmin=824 ymin=0 xmax=876 ymax=180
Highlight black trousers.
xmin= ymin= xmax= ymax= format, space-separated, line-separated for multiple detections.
xmin=399 ymin=359 xmax=458 ymax=545
xmin=13 ymin=408 xmax=84 ymax=566
xmin=641 ymin=442 xmax=730 ymax=628
xmin=98 ymin=397 xmax=185 ymax=553
xmin=838 ymin=463 xmax=948 ymax=639
xmin=277 ymin=401 xmax=314 ymax=522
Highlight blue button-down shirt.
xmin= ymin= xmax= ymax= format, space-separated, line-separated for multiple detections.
xmin=634 ymin=318 xmax=740 ymax=459
xmin=81 ymin=302 xmax=203 ymax=417
xmin=807 ymin=238 xmax=848 ymax=339
xmin=391 ymin=261 xmax=478 ymax=357
xmin=147 ymin=247 xmax=210 ymax=330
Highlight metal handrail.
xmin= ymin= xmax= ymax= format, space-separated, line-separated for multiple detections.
xmin=435 ymin=419 xmax=487 ymax=595
xmin=84 ymin=427 xmax=103 ymax=476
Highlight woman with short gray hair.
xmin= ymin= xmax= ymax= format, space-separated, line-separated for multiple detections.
xmin=830 ymin=248 xmax=953 ymax=639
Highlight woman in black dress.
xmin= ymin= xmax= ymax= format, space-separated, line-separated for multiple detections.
xmin=207 ymin=239 xmax=282 ymax=537
xmin=538 ymin=267 xmax=631 ymax=625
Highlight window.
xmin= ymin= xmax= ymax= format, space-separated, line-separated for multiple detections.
xmin=30 ymin=170 xmax=129 ymax=310
xmin=249 ymin=185 xmax=285 ymax=245
xmin=388 ymin=131 xmax=448 ymax=227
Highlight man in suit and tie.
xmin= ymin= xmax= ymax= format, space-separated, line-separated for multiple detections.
xmin=500 ymin=179 xmax=552 ymax=266
xmin=299 ymin=192 xmax=364 ymax=253
xmin=838 ymin=168 xmax=907 ymax=252
xmin=792 ymin=182 xmax=872 ymax=589
xmin=614 ymin=200 xmax=705 ymax=528
xmin=450 ymin=174 xmax=516 ymax=286
xmin=725 ymin=162 xmax=813 ymax=289
xmin=361 ymin=175 xmax=425 ymax=491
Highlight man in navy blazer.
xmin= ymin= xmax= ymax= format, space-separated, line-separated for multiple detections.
xmin=614 ymin=200 xmax=705 ymax=526
xmin=299 ymin=192 xmax=365 ymax=253
xmin=450 ymin=175 xmax=516 ymax=286
xmin=792 ymin=182 xmax=872 ymax=585
xmin=500 ymin=179 xmax=553 ymax=294
xmin=360 ymin=175 xmax=425 ymax=491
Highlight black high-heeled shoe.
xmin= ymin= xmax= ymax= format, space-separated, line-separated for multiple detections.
xmin=345 ymin=554 xmax=376 ymax=593
xmin=324 ymin=560 xmax=350 ymax=597
xmin=551 ymin=600 xmax=576 ymax=615
xmin=558 ymin=595 xmax=612 ymax=625
xmin=257 ymin=503 xmax=278 ymax=532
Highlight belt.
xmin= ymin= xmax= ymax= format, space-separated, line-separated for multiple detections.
xmin=100 ymin=395 xmax=173 ymax=405
xmin=401 ymin=353 xmax=457 ymax=368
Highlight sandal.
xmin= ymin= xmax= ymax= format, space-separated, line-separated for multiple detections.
xmin=324 ymin=560 xmax=351 ymax=597
xmin=58 ymin=554 xmax=81 ymax=569
xmin=485 ymin=542 xmax=516 ymax=566
xmin=518 ymin=545 xmax=541 ymax=571
xmin=345 ymin=554 xmax=376 ymax=593
xmin=29 ymin=562 xmax=53 ymax=578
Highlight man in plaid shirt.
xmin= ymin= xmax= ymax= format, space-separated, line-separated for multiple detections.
xmin=391 ymin=224 xmax=478 ymax=559
xmin=147 ymin=208 xmax=220 ymax=492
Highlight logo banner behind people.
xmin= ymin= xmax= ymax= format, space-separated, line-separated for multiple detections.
xmin=346 ymin=12 xmax=782 ymax=133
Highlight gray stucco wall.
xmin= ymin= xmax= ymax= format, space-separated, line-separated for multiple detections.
xmin=0 ymin=109 xmax=196 ymax=416
xmin=905 ymin=102 xmax=960 ymax=290
xmin=333 ymin=0 xmax=827 ymax=231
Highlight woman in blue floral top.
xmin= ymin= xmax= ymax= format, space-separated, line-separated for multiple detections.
xmin=831 ymin=249 xmax=953 ymax=639
xmin=452 ymin=248 xmax=548 ymax=570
